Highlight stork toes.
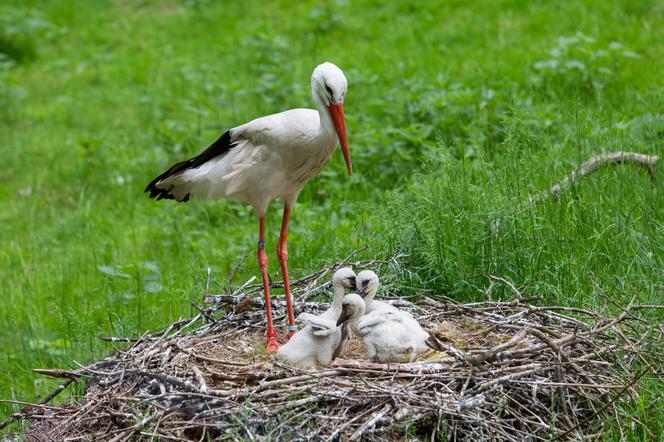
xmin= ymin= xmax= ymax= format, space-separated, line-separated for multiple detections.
xmin=265 ymin=337 xmax=281 ymax=353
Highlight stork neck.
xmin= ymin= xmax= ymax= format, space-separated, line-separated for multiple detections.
xmin=331 ymin=282 xmax=346 ymax=315
xmin=313 ymin=93 xmax=337 ymax=138
xmin=348 ymin=303 xmax=366 ymax=333
xmin=363 ymin=288 xmax=376 ymax=309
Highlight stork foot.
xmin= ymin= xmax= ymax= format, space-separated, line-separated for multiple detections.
xmin=266 ymin=336 xmax=281 ymax=352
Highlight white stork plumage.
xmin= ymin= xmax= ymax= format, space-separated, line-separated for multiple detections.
xmin=356 ymin=270 xmax=430 ymax=353
xmin=336 ymin=294 xmax=418 ymax=363
xmin=145 ymin=62 xmax=351 ymax=351
xmin=275 ymin=267 xmax=357 ymax=367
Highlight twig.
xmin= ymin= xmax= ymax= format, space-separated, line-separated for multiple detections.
xmin=191 ymin=366 xmax=208 ymax=394
xmin=98 ymin=336 xmax=147 ymax=343
xmin=33 ymin=369 xmax=83 ymax=382
xmin=0 ymin=379 xmax=74 ymax=430
xmin=530 ymin=151 xmax=659 ymax=204
xmin=349 ymin=403 xmax=392 ymax=441
xmin=586 ymin=294 xmax=637 ymax=335
xmin=554 ymin=368 xmax=649 ymax=440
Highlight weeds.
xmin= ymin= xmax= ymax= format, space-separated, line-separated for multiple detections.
xmin=532 ymin=32 xmax=641 ymax=101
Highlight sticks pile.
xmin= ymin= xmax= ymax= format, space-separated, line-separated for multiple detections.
xmin=7 ymin=253 xmax=661 ymax=441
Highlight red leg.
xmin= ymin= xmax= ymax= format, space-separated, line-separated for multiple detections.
xmin=258 ymin=216 xmax=280 ymax=352
xmin=276 ymin=204 xmax=297 ymax=337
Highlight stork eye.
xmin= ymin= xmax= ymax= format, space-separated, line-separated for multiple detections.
xmin=324 ymin=84 xmax=333 ymax=98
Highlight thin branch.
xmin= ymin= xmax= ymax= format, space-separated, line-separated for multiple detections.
xmin=530 ymin=151 xmax=659 ymax=204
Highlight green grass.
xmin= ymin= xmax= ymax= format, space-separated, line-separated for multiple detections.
xmin=1 ymin=0 xmax=662 ymax=438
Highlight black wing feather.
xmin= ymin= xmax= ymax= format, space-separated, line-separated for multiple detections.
xmin=144 ymin=130 xmax=235 ymax=202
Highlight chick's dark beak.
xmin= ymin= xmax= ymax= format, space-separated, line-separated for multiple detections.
xmin=336 ymin=305 xmax=351 ymax=327
xmin=348 ymin=276 xmax=356 ymax=290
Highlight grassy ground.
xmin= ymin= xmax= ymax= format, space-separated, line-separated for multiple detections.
xmin=1 ymin=0 xmax=662 ymax=438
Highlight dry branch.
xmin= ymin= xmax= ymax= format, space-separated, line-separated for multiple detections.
xmin=32 ymin=369 xmax=83 ymax=382
xmin=530 ymin=151 xmax=659 ymax=204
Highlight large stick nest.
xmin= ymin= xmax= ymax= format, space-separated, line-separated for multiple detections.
xmin=12 ymin=253 xmax=662 ymax=441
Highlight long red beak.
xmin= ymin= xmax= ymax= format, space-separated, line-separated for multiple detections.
xmin=328 ymin=103 xmax=352 ymax=176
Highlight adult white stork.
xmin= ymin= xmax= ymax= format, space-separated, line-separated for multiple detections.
xmin=145 ymin=62 xmax=351 ymax=352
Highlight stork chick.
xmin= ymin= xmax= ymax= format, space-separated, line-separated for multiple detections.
xmin=356 ymin=270 xmax=430 ymax=353
xmin=337 ymin=294 xmax=417 ymax=363
xmin=275 ymin=268 xmax=356 ymax=368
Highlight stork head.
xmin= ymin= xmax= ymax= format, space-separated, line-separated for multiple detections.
xmin=336 ymin=294 xmax=366 ymax=327
xmin=332 ymin=267 xmax=357 ymax=290
xmin=311 ymin=62 xmax=352 ymax=176
xmin=356 ymin=270 xmax=379 ymax=300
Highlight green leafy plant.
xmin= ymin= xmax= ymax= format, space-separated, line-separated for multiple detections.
xmin=0 ymin=6 xmax=60 ymax=66
xmin=531 ymin=32 xmax=640 ymax=100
